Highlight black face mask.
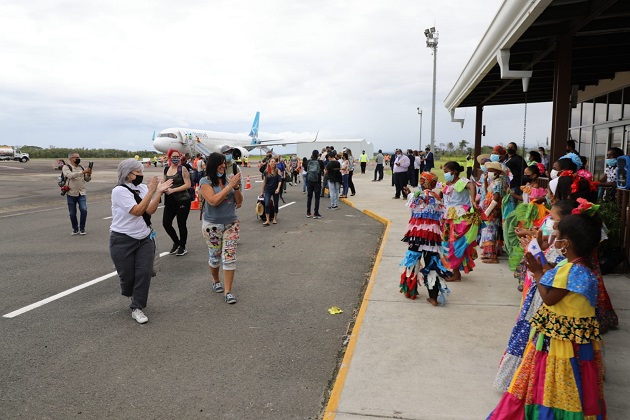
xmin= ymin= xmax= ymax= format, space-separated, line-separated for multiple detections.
xmin=74 ymin=158 xmax=81 ymax=165
xmin=507 ymin=148 xmax=516 ymax=155
xmin=522 ymin=175 xmax=532 ymax=183
xmin=131 ymin=175 xmax=143 ymax=186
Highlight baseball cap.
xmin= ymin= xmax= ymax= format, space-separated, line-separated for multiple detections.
xmin=220 ymin=146 xmax=233 ymax=154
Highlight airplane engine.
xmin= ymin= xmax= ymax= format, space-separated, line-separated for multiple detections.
xmin=232 ymin=147 xmax=249 ymax=160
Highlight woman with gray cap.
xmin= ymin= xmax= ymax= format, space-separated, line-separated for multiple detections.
xmin=109 ymin=158 xmax=172 ymax=324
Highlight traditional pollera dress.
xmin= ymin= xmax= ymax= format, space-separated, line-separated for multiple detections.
xmin=480 ymin=174 xmax=511 ymax=260
xmin=488 ymin=259 xmax=606 ymax=419
xmin=441 ymin=178 xmax=480 ymax=274
xmin=400 ymin=190 xmax=452 ymax=302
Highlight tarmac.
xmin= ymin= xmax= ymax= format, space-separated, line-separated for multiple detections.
xmin=323 ymin=167 xmax=630 ymax=420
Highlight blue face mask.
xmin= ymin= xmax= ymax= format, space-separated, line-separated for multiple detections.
xmin=606 ymin=158 xmax=617 ymax=167
xmin=225 ymin=153 xmax=233 ymax=163
xmin=481 ymin=165 xmax=488 ymax=173
xmin=444 ymin=172 xmax=454 ymax=182
xmin=170 ymin=157 xmax=180 ymax=165
xmin=490 ymin=154 xmax=500 ymax=162
xmin=216 ymin=171 xmax=223 ymax=177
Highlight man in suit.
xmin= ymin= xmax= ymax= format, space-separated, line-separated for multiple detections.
xmin=423 ymin=147 xmax=434 ymax=172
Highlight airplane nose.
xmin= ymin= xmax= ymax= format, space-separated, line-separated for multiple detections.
xmin=153 ymin=137 xmax=176 ymax=153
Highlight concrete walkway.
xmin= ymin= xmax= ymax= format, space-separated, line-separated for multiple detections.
xmin=324 ymin=170 xmax=630 ymax=419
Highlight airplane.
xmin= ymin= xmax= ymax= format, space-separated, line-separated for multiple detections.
xmin=152 ymin=112 xmax=313 ymax=160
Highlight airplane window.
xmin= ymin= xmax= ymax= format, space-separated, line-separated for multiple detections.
xmin=158 ymin=133 xmax=177 ymax=139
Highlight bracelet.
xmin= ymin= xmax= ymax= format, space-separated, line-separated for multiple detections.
xmin=234 ymin=187 xmax=240 ymax=190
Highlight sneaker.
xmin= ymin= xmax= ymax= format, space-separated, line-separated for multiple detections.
xmin=306 ymin=212 xmax=311 ymax=218
xmin=331 ymin=205 xmax=339 ymax=210
xmin=131 ymin=309 xmax=149 ymax=324
xmin=71 ymin=230 xmax=79 ymax=235
xmin=225 ymin=292 xmax=237 ymax=304
xmin=169 ymin=244 xmax=178 ymax=254
xmin=212 ymin=281 xmax=225 ymax=293
xmin=313 ymin=213 xmax=322 ymax=219
xmin=79 ymin=229 xmax=87 ymax=235
xmin=327 ymin=206 xmax=333 ymax=210
xmin=175 ymin=247 xmax=188 ymax=256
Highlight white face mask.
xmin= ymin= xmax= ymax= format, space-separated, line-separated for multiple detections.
xmin=487 ymin=172 xmax=495 ymax=181
xmin=550 ymin=169 xmax=559 ymax=179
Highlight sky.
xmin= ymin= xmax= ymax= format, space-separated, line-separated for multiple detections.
xmin=1 ymin=0 xmax=553 ymax=154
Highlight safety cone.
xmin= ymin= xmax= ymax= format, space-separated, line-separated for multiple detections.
xmin=190 ymin=184 xmax=200 ymax=210
xmin=245 ymin=175 xmax=252 ymax=190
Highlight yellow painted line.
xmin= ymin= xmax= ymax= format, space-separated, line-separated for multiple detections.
xmin=322 ymin=207 xmax=390 ymax=419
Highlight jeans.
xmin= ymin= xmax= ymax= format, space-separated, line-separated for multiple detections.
xmin=328 ymin=181 xmax=340 ymax=207
xmin=341 ymin=174 xmax=349 ymax=196
xmin=302 ymin=174 xmax=307 ymax=192
xmin=306 ymin=181 xmax=321 ymax=214
xmin=67 ymin=194 xmax=87 ymax=231
xmin=109 ymin=231 xmax=155 ymax=310
xmin=162 ymin=197 xmax=191 ymax=248
xmin=264 ymin=190 xmax=279 ymax=217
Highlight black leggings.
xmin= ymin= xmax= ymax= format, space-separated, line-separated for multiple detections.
xmin=162 ymin=198 xmax=191 ymax=247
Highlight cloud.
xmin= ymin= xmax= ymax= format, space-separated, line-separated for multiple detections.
xmin=0 ymin=0 xmax=551 ymax=152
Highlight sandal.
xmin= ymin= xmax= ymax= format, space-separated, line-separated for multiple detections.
xmin=263 ymin=222 xmax=270 ymax=226
xmin=272 ymin=220 xmax=277 ymax=224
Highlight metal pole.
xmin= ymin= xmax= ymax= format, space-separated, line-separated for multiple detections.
xmin=430 ymin=45 xmax=437 ymax=152
xmin=417 ymin=108 xmax=423 ymax=151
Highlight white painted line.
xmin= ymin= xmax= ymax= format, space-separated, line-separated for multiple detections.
xmin=254 ymin=180 xmax=263 ymax=183
xmin=279 ymin=201 xmax=295 ymax=209
xmin=3 ymin=271 xmax=118 ymax=318
xmin=0 ymin=165 xmax=25 ymax=170
xmin=3 ymin=251 xmax=172 ymax=318
xmin=0 ymin=206 xmax=67 ymax=218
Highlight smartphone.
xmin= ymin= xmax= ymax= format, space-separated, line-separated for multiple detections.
xmin=88 ymin=161 xmax=94 ymax=169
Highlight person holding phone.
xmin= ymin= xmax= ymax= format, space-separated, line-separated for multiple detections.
xmin=62 ymin=152 xmax=92 ymax=235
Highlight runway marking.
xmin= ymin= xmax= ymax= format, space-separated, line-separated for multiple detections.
xmin=279 ymin=201 xmax=295 ymax=209
xmin=102 ymin=205 xmax=164 ymax=220
xmin=0 ymin=206 xmax=67 ymax=218
xmin=3 ymin=251 xmax=171 ymax=318
xmin=0 ymin=165 xmax=25 ymax=170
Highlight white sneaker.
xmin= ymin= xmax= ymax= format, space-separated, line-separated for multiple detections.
xmin=131 ymin=309 xmax=148 ymax=324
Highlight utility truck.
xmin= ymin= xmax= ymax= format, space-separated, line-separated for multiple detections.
xmin=0 ymin=146 xmax=30 ymax=162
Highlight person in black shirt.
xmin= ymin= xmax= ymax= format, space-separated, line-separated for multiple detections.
xmin=503 ymin=142 xmax=526 ymax=207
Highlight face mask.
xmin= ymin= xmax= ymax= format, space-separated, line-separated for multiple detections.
xmin=225 ymin=153 xmax=233 ymax=163
xmin=170 ymin=157 xmax=180 ymax=165
xmin=131 ymin=175 xmax=143 ymax=186
xmin=553 ymin=239 xmax=568 ymax=253
xmin=487 ymin=172 xmax=495 ymax=181
xmin=216 ymin=171 xmax=223 ymax=177
xmin=550 ymin=169 xmax=559 ymax=179
xmin=522 ymin=175 xmax=532 ymax=183
xmin=481 ymin=165 xmax=488 ymax=173
xmin=606 ymin=158 xmax=617 ymax=167
xmin=444 ymin=172 xmax=454 ymax=182
xmin=490 ymin=154 xmax=500 ymax=162
xmin=74 ymin=158 xmax=81 ymax=165
xmin=507 ymin=148 xmax=516 ymax=155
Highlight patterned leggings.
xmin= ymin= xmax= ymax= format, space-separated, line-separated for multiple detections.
xmin=202 ymin=221 xmax=240 ymax=270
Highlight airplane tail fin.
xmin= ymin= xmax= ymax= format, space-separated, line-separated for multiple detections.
xmin=248 ymin=111 xmax=260 ymax=145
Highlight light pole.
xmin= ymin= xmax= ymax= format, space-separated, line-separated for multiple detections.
xmin=424 ymin=26 xmax=438 ymax=153
xmin=417 ymin=107 xmax=423 ymax=151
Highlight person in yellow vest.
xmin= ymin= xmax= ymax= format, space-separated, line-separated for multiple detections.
xmin=244 ymin=156 xmax=249 ymax=167
xmin=465 ymin=152 xmax=474 ymax=179
xmin=359 ymin=150 xmax=369 ymax=174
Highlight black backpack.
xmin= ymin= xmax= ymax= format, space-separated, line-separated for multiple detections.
xmin=306 ymin=159 xmax=321 ymax=182
xmin=58 ymin=164 xmax=84 ymax=187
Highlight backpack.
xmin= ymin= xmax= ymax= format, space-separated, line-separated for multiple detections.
xmin=164 ymin=165 xmax=196 ymax=199
xmin=58 ymin=164 xmax=83 ymax=187
xmin=306 ymin=159 xmax=321 ymax=182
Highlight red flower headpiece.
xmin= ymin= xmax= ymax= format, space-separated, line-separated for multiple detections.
xmin=571 ymin=198 xmax=600 ymax=215
xmin=571 ymin=169 xmax=598 ymax=194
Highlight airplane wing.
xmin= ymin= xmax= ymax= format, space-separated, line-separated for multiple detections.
xmin=248 ymin=131 xmax=319 ymax=149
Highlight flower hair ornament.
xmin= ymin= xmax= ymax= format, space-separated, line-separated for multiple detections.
xmin=571 ymin=198 xmax=600 ymax=215
xmin=536 ymin=163 xmax=546 ymax=175
xmin=561 ymin=152 xmax=583 ymax=170
xmin=571 ymin=170 xmax=598 ymax=194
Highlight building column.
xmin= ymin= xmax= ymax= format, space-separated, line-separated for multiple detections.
xmin=550 ymin=36 xmax=573 ymax=165
xmin=474 ymin=105 xmax=483 ymax=169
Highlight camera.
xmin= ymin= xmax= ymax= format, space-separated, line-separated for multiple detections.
xmin=60 ymin=185 xmax=70 ymax=196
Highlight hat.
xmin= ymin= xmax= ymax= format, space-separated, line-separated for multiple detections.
xmin=255 ymin=202 xmax=264 ymax=216
xmin=484 ymin=162 xmax=504 ymax=173
xmin=476 ymin=153 xmax=491 ymax=165
xmin=220 ymin=145 xmax=234 ymax=154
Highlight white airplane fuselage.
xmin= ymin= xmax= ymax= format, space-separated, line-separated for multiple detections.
xmin=153 ymin=128 xmax=254 ymax=159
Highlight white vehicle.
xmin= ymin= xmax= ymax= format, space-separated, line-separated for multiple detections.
xmin=153 ymin=112 xmax=313 ymax=159
xmin=0 ymin=146 xmax=29 ymax=162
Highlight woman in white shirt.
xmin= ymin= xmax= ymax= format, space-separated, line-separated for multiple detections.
xmin=109 ymin=159 xmax=172 ymax=324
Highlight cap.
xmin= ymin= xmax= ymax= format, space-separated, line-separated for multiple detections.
xmin=220 ymin=146 xmax=233 ymax=154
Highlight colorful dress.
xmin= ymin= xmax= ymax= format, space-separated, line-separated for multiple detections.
xmin=441 ymin=178 xmax=480 ymax=273
xmin=480 ymin=174 xmax=510 ymax=260
xmin=488 ymin=260 xmax=606 ymax=419
xmin=400 ymin=190 xmax=452 ymax=302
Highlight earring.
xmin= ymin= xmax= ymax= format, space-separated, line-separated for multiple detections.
xmin=560 ymin=246 xmax=567 ymax=255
